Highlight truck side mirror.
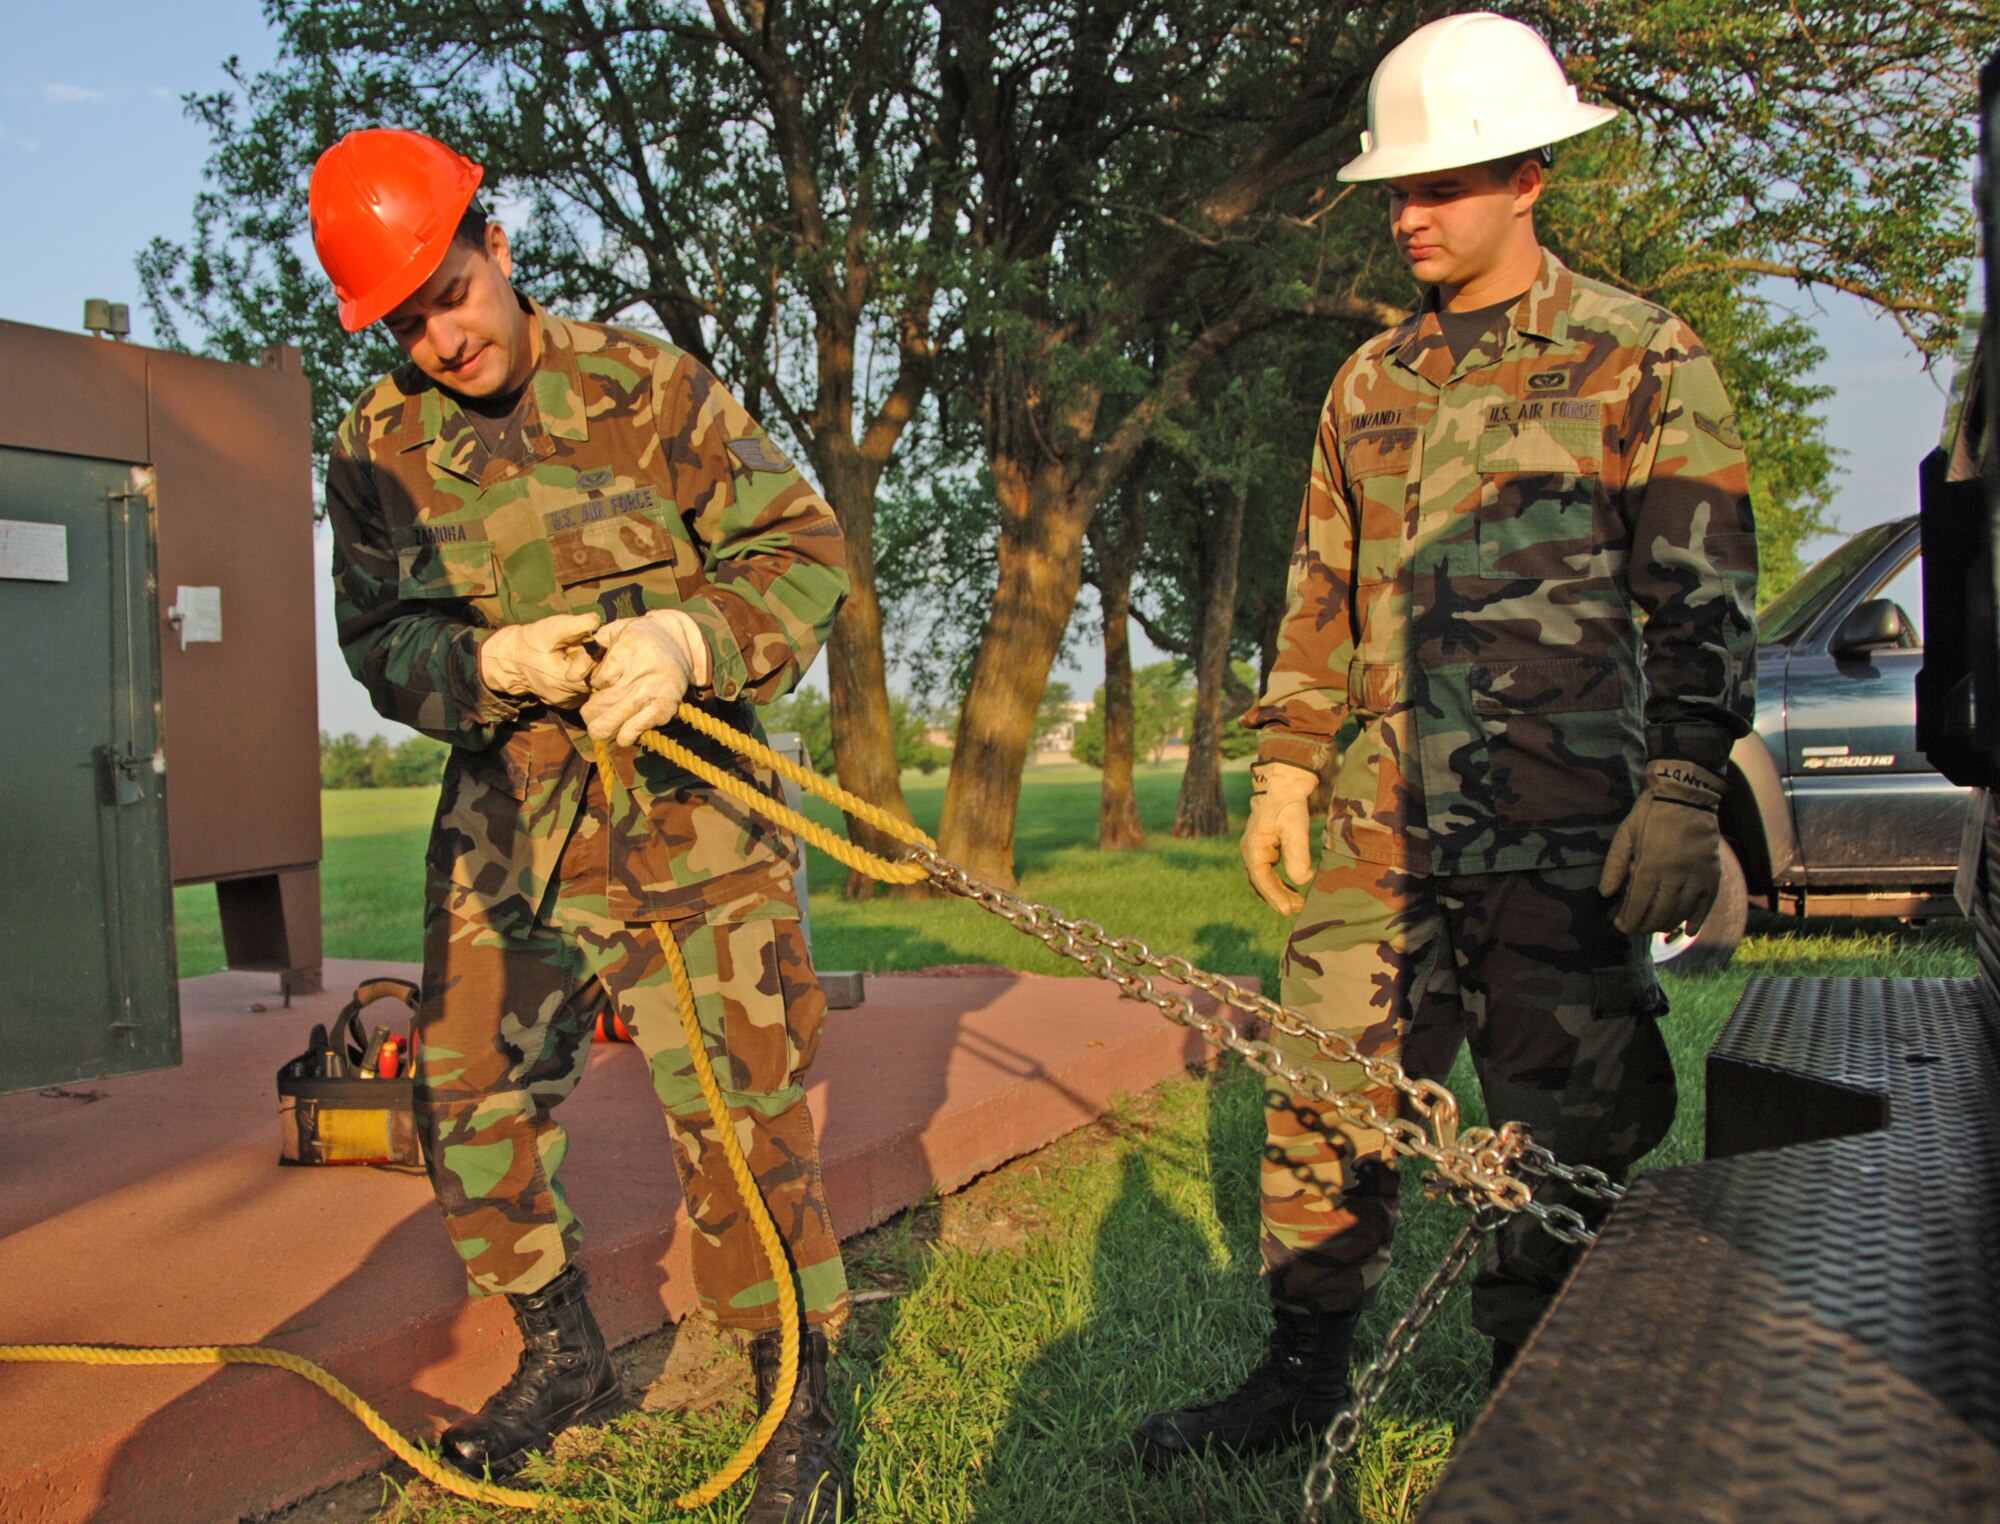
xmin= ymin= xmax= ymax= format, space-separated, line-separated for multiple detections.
xmin=1829 ymin=597 xmax=1908 ymax=660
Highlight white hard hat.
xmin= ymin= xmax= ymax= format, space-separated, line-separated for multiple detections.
xmin=1338 ymin=12 xmax=1619 ymax=183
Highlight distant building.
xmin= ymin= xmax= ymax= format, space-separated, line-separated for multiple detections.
xmin=1035 ymin=699 xmax=1094 ymax=765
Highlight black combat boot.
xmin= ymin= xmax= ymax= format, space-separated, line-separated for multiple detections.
xmin=439 ymin=1264 xmax=627 ymax=1478
xmin=746 ymin=1324 xmax=850 ymax=1523
xmin=1134 ymin=1302 xmax=1358 ymax=1468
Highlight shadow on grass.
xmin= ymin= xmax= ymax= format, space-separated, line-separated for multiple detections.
xmin=962 ymin=1145 xmax=1293 ymax=1524
xmin=1192 ymin=920 xmax=1280 ymax=996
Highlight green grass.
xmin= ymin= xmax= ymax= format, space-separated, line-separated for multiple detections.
xmin=202 ymin=764 xmax=1976 ymax=1523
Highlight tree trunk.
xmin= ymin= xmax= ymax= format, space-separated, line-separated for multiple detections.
xmin=1173 ymin=485 xmax=1247 ymax=839
xmin=1097 ymin=577 xmax=1146 ymax=850
xmin=935 ymin=461 xmax=1091 ymax=885
xmin=812 ymin=447 xmax=921 ymax=899
xmin=1086 ymin=482 xmax=1146 ymax=850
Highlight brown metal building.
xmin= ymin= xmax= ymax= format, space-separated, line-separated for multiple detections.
xmin=0 ymin=318 xmax=321 ymax=1092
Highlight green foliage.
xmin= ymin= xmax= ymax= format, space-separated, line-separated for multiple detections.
xmin=1069 ymin=707 xmax=1105 ymax=770
xmin=318 ymin=730 xmax=448 ymax=789
xmin=138 ymin=0 xmax=958 ymax=466
xmin=147 ymin=0 xmax=1986 ymax=847
xmin=760 ymin=688 xmax=835 ymax=774
xmin=1538 ymin=122 xmax=1850 ymax=592
xmin=759 ymin=689 xmax=945 ymax=777
xmin=891 ymin=695 xmax=946 ymax=774
xmin=1218 ymin=661 xmax=1263 ymax=759
xmin=1072 ymin=663 xmax=1192 ymax=769
xmin=1032 ymin=681 xmax=1077 ymax=754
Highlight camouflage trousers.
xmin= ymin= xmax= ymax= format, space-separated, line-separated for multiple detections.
xmin=1265 ymin=850 xmax=1676 ymax=1347
xmin=412 ymin=880 xmax=848 ymax=1331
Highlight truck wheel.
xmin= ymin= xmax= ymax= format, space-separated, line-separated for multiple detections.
xmin=1650 ymin=839 xmax=1748 ymax=974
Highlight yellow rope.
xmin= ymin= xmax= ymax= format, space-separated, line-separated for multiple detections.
xmin=0 ymin=709 xmax=922 ymax=1513
xmin=658 ymin=703 xmax=933 ymax=850
xmin=652 ymin=919 xmax=804 ymax=1509
xmin=0 ymin=1341 xmax=580 ymax=1512
xmin=629 ymin=708 xmax=931 ymax=885
xmin=590 ymin=735 xmax=807 ymax=1508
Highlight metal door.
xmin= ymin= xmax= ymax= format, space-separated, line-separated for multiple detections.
xmin=0 ymin=447 xmax=179 ymax=1091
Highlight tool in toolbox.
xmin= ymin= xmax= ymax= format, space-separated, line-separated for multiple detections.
xmin=275 ymin=977 xmax=423 ymax=1168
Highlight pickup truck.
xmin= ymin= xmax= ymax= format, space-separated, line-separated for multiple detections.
xmin=1662 ymin=512 xmax=1974 ymax=970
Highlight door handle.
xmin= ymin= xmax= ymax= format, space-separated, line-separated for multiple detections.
xmin=96 ymin=745 xmax=164 ymax=806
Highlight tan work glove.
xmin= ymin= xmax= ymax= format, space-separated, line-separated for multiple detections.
xmin=477 ymin=611 xmax=602 ymax=707
xmin=582 ymin=608 xmax=712 ymax=747
xmin=1598 ymin=759 xmax=1726 ymax=937
xmin=1242 ymin=761 xmax=1319 ymax=917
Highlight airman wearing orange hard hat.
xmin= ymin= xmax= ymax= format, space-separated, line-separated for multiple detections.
xmin=1138 ymin=13 xmax=1759 ymax=1467
xmin=309 ymin=127 xmax=854 ymax=1521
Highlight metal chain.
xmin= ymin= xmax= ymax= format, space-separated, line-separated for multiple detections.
xmin=1296 ymin=1211 xmax=1500 ymax=1522
xmin=1515 ymin=1140 xmax=1627 ymax=1204
xmin=912 ymin=849 xmax=1598 ymax=1244
xmin=918 ymin=851 xmax=1597 ymax=1497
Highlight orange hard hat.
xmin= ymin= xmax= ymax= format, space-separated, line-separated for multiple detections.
xmin=309 ymin=128 xmax=485 ymax=332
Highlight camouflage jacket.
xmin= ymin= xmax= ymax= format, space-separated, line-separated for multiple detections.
xmin=1245 ymin=251 xmax=1758 ymax=876
xmin=326 ymin=299 xmax=848 ymax=931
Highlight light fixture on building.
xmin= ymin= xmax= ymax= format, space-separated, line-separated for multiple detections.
xmin=83 ymin=299 xmax=131 ymax=341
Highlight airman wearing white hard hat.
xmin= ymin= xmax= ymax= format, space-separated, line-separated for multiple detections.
xmin=1137 ymin=13 xmax=1760 ymax=1470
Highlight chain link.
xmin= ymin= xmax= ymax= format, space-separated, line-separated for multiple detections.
xmin=910 ymin=849 xmax=1605 ymax=1488
xmin=642 ymin=705 xmax=1615 ymax=1487
xmin=914 ymin=848 xmax=1600 ymax=1242
xmin=1296 ymin=1211 xmax=1500 ymax=1521
xmin=913 ymin=849 xmax=1570 ymax=1219
xmin=1515 ymin=1140 xmax=1628 ymax=1203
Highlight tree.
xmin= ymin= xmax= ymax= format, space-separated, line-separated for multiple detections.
xmin=1133 ymin=323 xmax=1357 ymax=838
xmin=139 ymin=0 xmax=970 ymax=895
xmin=931 ymin=2 xmax=1406 ymax=884
xmin=319 ymin=730 xmax=448 ymax=787
xmin=928 ymin=0 xmax=1981 ymax=883
xmin=1071 ymin=662 xmax=1189 ymax=769
xmin=889 ymin=694 xmax=948 ymax=773
xmin=761 ymin=688 xmax=835 ymax=773
xmin=1032 ymin=681 xmax=1078 ymax=755
xmin=385 ymin=734 xmax=450 ymax=787
xmin=1082 ymin=464 xmax=1149 ymax=848
xmin=177 ymin=2 xmax=1981 ymax=887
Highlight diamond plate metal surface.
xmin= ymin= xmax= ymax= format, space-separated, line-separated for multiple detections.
xmin=1421 ymin=977 xmax=2000 ymax=1522
xmin=1705 ymin=977 xmax=1894 ymax=1158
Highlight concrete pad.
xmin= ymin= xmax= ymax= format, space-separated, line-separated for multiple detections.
xmin=0 ymin=958 xmax=1251 ymax=1523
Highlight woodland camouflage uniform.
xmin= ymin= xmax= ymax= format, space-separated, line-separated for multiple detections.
xmin=327 ymin=296 xmax=850 ymax=1329
xmin=1243 ymin=250 xmax=1758 ymax=1345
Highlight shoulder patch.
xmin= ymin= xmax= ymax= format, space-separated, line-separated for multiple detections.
xmin=726 ymin=436 xmax=794 ymax=474
xmin=1694 ymin=410 xmax=1744 ymax=450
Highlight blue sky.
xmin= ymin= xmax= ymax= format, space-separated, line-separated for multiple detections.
xmin=1 ymin=2 xmax=1969 ymax=739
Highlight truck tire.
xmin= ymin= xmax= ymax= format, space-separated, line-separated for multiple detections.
xmin=1650 ymin=839 xmax=1748 ymax=975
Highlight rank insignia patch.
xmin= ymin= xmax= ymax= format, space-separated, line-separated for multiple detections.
xmin=1694 ymin=410 xmax=1744 ymax=450
xmin=726 ymin=436 xmax=794 ymax=473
